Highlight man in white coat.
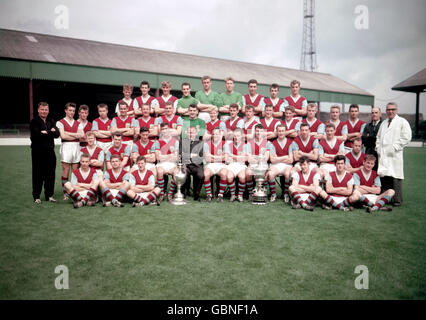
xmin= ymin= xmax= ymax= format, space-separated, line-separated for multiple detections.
xmin=376 ymin=102 xmax=412 ymax=206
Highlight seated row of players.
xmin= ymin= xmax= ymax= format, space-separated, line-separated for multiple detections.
xmin=64 ymin=153 xmax=161 ymax=208
xmin=63 ymin=120 xmax=394 ymax=212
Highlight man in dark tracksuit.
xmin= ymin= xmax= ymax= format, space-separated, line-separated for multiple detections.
xmin=362 ymin=107 xmax=383 ymax=171
xmin=30 ymin=102 xmax=60 ymax=203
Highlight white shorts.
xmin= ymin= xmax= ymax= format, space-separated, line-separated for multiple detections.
xmin=198 ymin=112 xmax=211 ymax=123
xmin=205 ymin=163 xmax=227 ymax=175
xmin=331 ymin=196 xmax=346 ymax=205
xmin=132 ymin=163 xmax=156 ymax=171
xmin=296 ymin=193 xmax=310 ymax=201
xmin=270 ymin=163 xmax=292 ymax=174
xmin=320 ymin=163 xmax=336 ymax=173
xmin=60 ymin=142 xmax=81 ymax=163
xmin=156 ymin=162 xmax=177 ymax=173
xmin=136 ymin=192 xmax=151 ymax=201
xmin=97 ymin=141 xmax=112 ymax=152
xmin=294 ymin=162 xmax=318 ymax=171
xmin=226 ymin=163 xmax=247 ymax=176
xmin=77 ymin=190 xmax=97 ymax=200
xmin=108 ymin=189 xmax=121 ymax=198
xmin=364 ymin=194 xmax=378 ymax=204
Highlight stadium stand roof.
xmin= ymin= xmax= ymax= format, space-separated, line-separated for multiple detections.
xmin=392 ymin=68 xmax=426 ymax=138
xmin=0 ymin=28 xmax=374 ymax=105
xmin=392 ymin=68 xmax=426 ymax=93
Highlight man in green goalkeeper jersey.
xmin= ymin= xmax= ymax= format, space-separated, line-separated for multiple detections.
xmin=219 ymin=77 xmax=243 ymax=120
xmin=177 ymin=82 xmax=199 ymax=120
xmin=195 ymin=76 xmax=221 ymax=123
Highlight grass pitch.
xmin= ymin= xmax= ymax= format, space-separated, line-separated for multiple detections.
xmin=0 ymin=146 xmax=425 ymax=299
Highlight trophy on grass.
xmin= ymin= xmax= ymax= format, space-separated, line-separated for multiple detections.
xmin=170 ymin=154 xmax=188 ymax=205
xmin=251 ymin=149 xmax=269 ymax=205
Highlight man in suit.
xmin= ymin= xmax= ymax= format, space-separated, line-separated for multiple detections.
xmin=362 ymin=107 xmax=383 ymax=170
xmin=376 ymin=102 xmax=412 ymax=206
xmin=30 ymin=102 xmax=60 ymax=203
xmin=180 ymin=126 xmax=204 ymax=201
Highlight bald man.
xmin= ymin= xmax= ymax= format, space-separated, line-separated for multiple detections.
xmin=362 ymin=107 xmax=383 ymax=170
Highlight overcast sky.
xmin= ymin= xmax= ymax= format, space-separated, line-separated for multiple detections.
xmin=1 ymin=0 xmax=425 ymax=115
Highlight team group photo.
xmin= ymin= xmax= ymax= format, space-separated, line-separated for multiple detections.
xmin=33 ymin=77 xmax=409 ymax=214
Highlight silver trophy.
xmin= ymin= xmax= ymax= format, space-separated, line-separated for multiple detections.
xmin=170 ymin=155 xmax=188 ymax=205
xmin=252 ymin=150 xmax=269 ymax=205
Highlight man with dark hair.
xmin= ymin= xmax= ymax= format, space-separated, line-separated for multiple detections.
xmin=292 ymin=122 xmax=320 ymax=171
xmin=362 ymin=107 xmax=383 ymax=170
xmin=30 ymin=102 xmax=59 ymax=204
xmin=345 ymin=138 xmax=365 ymax=173
xmin=219 ymin=77 xmax=243 ymax=119
xmin=64 ymin=153 xmax=100 ymax=208
xmin=224 ymin=103 xmax=244 ymax=141
xmin=155 ymin=123 xmax=179 ymax=200
xmin=180 ymin=126 xmax=205 ymax=201
xmin=259 ymin=104 xmax=280 ymax=140
xmin=319 ymin=155 xmax=358 ymax=211
xmin=281 ymin=106 xmax=300 ymax=138
xmin=344 ymin=104 xmax=366 ymax=151
xmin=289 ymin=156 xmax=322 ymax=211
xmin=242 ymin=79 xmax=265 ymax=115
xmin=57 ymin=102 xmax=85 ymax=200
xmin=263 ymin=83 xmax=285 ymax=119
xmin=99 ymin=154 xmax=130 ymax=207
xmin=155 ymin=100 xmax=184 ymax=137
xmin=266 ymin=124 xmax=295 ymax=202
xmin=352 ymin=154 xmax=394 ymax=212
xmin=127 ymin=156 xmax=161 ymax=207
xmin=133 ymin=81 xmax=159 ymax=117
xmin=92 ymin=103 xmax=112 ymax=152
xmin=181 ymin=104 xmax=206 ymax=139
xmin=317 ymin=123 xmax=345 ymax=178
xmin=105 ymin=132 xmax=131 ymax=171
xmin=177 ymin=82 xmax=199 ymax=118
xmin=132 ymin=103 xmax=158 ymax=138
xmin=195 ymin=75 xmax=222 ymax=122
xmin=77 ymin=104 xmax=92 ymax=147
xmin=131 ymin=127 xmax=156 ymax=173
xmin=242 ymin=105 xmax=259 ymax=141
xmin=203 ymin=127 xmax=227 ymax=202
xmin=110 ymin=101 xmax=134 ymax=146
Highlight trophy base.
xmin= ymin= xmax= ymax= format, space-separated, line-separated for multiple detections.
xmin=170 ymin=199 xmax=188 ymax=205
xmin=252 ymin=196 xmax=268 ymax=205
xmin=170 ymin=194 xmax=188 ymax=205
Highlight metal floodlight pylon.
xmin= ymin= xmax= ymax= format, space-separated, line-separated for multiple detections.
xmin=300 ymin=0 xmax=318 ymax=72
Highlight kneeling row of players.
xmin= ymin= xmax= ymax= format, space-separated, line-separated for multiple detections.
xmin=64 ymin=152 xmax=394 ymax=212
